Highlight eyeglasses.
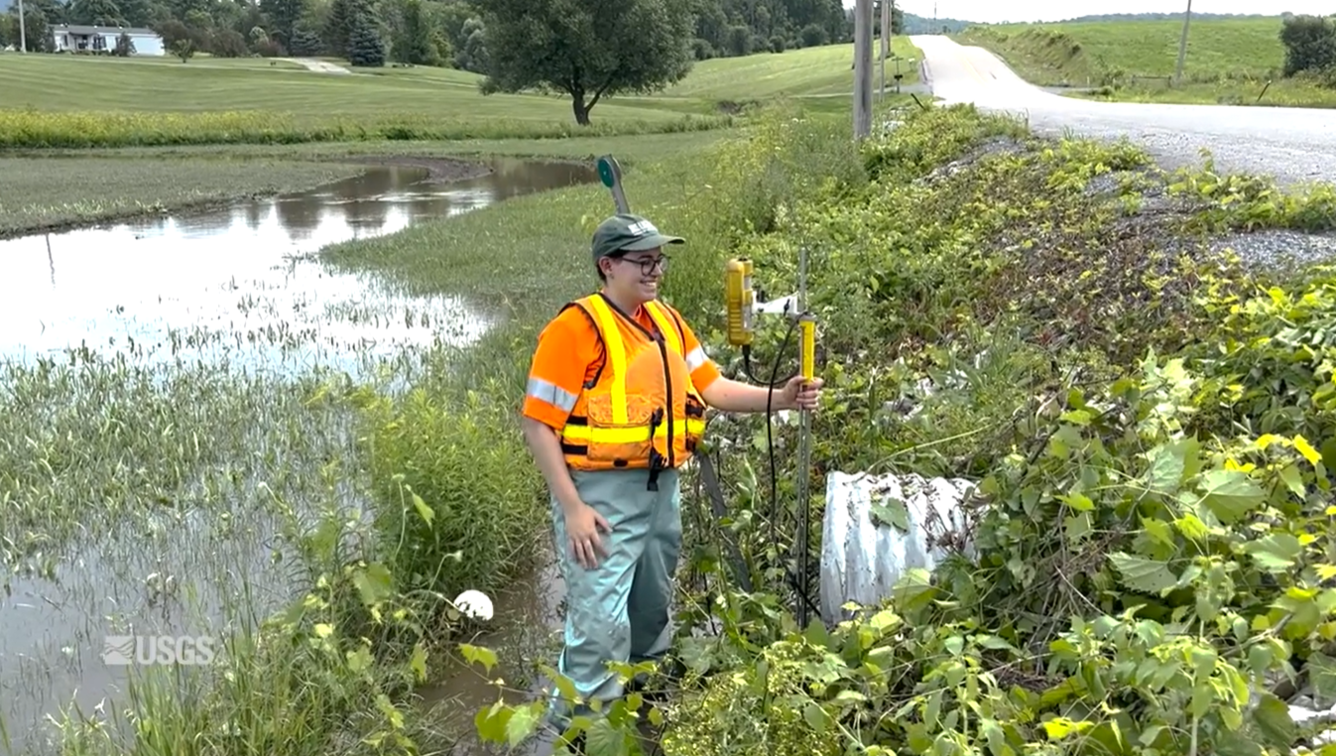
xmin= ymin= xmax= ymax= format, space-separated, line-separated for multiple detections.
xmin=617 ymin=254 xmax=670 ymax=276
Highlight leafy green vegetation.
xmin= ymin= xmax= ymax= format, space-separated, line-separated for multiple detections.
xmin=432 ymin=105 xmax=1336 ymax=754
xmin=10 ymin=40 xmax=1336 ymax=756
xmin=954 ymin=16 xmax=1336 ymax=108
xmin=473 ymin=0 xmax=697 ymax=125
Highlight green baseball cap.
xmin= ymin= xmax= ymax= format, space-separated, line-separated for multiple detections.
xmin=591 ymin=214 xmax=684 ymax=262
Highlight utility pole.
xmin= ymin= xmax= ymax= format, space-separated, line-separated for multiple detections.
xmin=879 ymin=0 xmax=893 ymax=100
xmin=879 ymin=0 xmax=888 ymax=59
xmin=854 ymin=0 xmax=872 ymax=139
xmin=17 ymin=0 xmax=27 ymax=52
xmin=1174 ymin=0 xmax=1192 ymax=85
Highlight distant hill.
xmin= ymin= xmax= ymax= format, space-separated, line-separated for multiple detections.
xmin=953 ymin=14 xmax=1291 ymax=88
xmin=902 ymin=11 xmax=973 ymax=34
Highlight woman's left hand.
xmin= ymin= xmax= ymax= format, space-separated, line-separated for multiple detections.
xmin=780 ymin=375 xmax=824 ymax=411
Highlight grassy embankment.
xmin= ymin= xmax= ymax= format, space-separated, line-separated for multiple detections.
xmin=0 ymin=41 xmax=924 ymax=756
xmin=0 ymin=36 xmax=921 ymax=236
xmin=20 ymin=97 xmax=1336 ymax=754
xmin=954 ymin=16 xmax=1336 ymax=107
xmin=457 ymin=105 xmax=1336 ymax=753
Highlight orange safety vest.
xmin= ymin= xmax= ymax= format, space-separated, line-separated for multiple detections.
xmin=558 ymin=293 xmax=707 ymax=479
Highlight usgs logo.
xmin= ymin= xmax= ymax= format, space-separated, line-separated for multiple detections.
xmin=101 ymin=635 xmax=218 ymax=666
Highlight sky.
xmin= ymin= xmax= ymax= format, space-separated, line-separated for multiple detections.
xmin=866 ymin=1 xmax=1335 ymax=24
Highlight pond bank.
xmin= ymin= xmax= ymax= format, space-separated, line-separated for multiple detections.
xmin=0 ymin=153 xmax=578 ymax=241
xmin=0 ymin=156 xmax=600 ymax=369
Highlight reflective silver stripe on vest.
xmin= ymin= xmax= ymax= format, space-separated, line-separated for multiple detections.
xmin=526 ymin=377 xmax=578 ymax=412
xmin=684 ymin=345 xmax=708 ymax=372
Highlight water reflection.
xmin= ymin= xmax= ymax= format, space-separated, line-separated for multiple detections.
xmin=0 ymin=156 xmax=601 ymax=754
xmin=0 ymin=158 xmax=600 ymax=373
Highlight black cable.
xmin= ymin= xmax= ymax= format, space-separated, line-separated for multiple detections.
xmin=769 ymin=316 xmax=796 ymax=595
xmin=722 ymin=304 xmax=817 ymax=622
xmin=743 ymin=345 xmax=797 ymax=387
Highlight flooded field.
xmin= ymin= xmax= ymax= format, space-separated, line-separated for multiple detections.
xmin=0 ymin=156 xmax=598 ymax=755
xmin=0 ymin=158 xmax=597 ymax=373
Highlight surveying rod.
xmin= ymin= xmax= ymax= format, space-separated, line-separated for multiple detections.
xmin=596 ymin=154 xmax=630 ymax=215
xmin=794 ymin=247 xmax=815 ymax=629
xmin=725 ymin=245 xmax=818 ymax=628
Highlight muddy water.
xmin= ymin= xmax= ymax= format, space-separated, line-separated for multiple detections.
xmin=0 ymin=157 xmax=600 ymax=373
xmin=425 ymin=551 xmax=568 ymax=754
xmin=0 ymin=157 xmax=599 ymax=755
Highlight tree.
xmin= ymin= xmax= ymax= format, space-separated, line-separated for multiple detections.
xmin=172 ymin=37 xmax=195 ymax=61
xmin=70 ymin=0 xmax=127 ymax=27
xmin=798 ymin=23 xmax=827 ymax=47
xmin=475 ymin=0 xmax=695 ymax=126
xmin=325 ymin=0 xmax=373 ymax=57
xmin=287 ymin=24 xmax=323 ymax=56
xmin=113 ymin=30 xmax=135 ymax=54
xmin=451 ymin=16 xmax=487 ymax=73
xmin=391 ymin=0 xmax=438 ymax=65
xmin=260 ymin=0 xmax=307 ymax=49
xmin=1279 ymin=14 xmax=1336 ymax=77
xmin=872 ymin=0 xmax=904 ymax=36
xmin=346 ymin=10 xmax=385 ymax=66
xmin=15 ymin=7 xmax=52 ymax=51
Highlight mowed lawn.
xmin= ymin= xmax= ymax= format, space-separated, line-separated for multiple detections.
xmin=654 ymin=36 xmax=922 ymax=99
xmin=0 ymin=40 xmax=923 ymax=123
xmin=0 ymin=53 xmax=677 ymax=123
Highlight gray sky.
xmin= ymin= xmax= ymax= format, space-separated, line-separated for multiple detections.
xmin=873 ymin=1 xmax=1333 ymax=23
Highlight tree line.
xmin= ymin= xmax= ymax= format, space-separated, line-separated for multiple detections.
xmin=2 ymin=0 xmax=925 ymax=123
xmin=0 ymin=0 xmax=916 ymax=68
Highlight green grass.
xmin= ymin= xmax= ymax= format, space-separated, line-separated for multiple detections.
xmin=1 ymin=42 xmax=918 ymax=113
xmin=954 ymin=17 xmax=1336 ymax=108
xmin=0 ymin=45 xmax=921 ymax=238
xmin=0 ymin=53 xmax=667 ymax=121
xmin=0 ymin=129 xmax=737 ymax=238
xmin=0 ymin=41 xmax=922 ymax=148
xmin=650 ymin=36 xmax=922 ymax=100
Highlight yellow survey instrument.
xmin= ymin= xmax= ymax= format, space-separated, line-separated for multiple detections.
xmin=799 ymin=312 xmax=816 ymax=385
xmin=724 ymin=257 xmax=755 ymax=348
xmin=720 ymin=246 xmax=821 ymax=628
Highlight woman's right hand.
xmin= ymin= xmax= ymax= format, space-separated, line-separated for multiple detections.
xmin=565 ymin=502 xmax=612 ymax=569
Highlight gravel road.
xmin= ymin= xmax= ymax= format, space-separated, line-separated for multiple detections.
xmin=909 ymin=35 xmax=1336 ymax=189
xmin=910 ymin=34 xmax=1336 ymax=270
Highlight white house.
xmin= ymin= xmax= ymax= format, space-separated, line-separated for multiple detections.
xmin=51 ymin=24 xmax=165 ymax=56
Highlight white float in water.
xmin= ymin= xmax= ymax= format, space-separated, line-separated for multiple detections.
xmin=453 ymin=589 xmax=494 ymax=621
xmin=819 ymin=470 xmax=978 ymax=626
